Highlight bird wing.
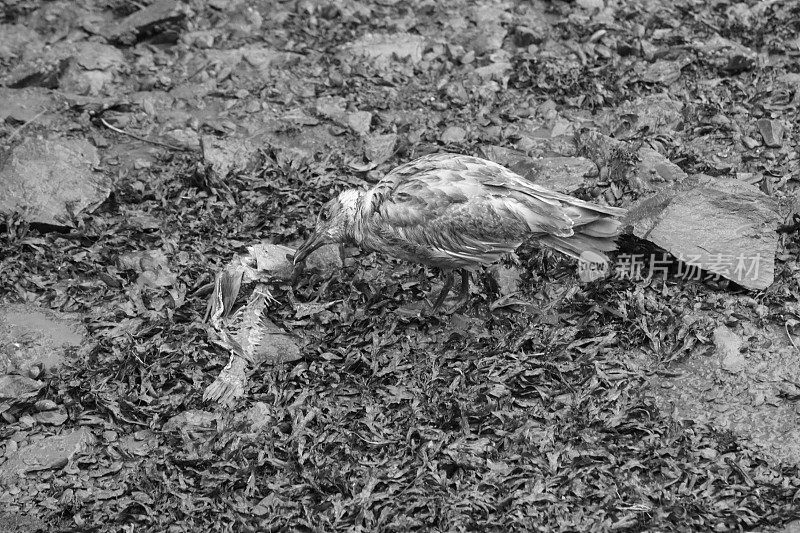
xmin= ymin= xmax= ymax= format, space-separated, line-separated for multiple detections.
xmin=360 ymin=153 xmax=612 ymax=267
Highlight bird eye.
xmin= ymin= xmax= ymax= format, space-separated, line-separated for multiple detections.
xmin=319 ymin=210 xmax=329 ymax=222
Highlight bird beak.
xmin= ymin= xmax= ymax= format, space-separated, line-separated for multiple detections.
xmin=293 ymin=230 xmax=326 ymax=265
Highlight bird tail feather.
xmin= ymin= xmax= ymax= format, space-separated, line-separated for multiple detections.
xmin=548 ymin=199 xmax=626 ymax=262
xmin=538 ymin=231 xmax=619 ymax=263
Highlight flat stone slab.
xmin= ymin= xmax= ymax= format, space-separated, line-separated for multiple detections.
xmin=0 ymin=87 xmax=64 ymax=124
xmin=625 ymin=175 xmax=779 ymax=290
xmin=479 ymin=145 xmax=596 ymax=193
xmin=0 ymin=375 xmax=44 ymax=403
xmin=0 ymin=428 xmax=94 ymax=485
xmin=0 ymin=137 xmax=109 ymax=226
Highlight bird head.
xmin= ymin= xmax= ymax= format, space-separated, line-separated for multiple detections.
xmin=293 ymin=189 xmax=362 ymax=265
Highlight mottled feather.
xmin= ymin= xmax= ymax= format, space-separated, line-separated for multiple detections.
xmin=354 ymin=154 xmax=625 ymax=268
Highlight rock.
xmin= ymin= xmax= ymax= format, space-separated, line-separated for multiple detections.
xmin=247 ymin=242 xmax=341 ymax=279
xmin=314 ymin=96 xmax=372 ymax=134
xmin=625 ymin=175 xmax=779 ymax=290
xmin=441 ymin=126 xmax=467 ymax=144
xmin=242 ymin=402 xmax=273 ymax=432
xmin=237 ymin=47 xmax=302 ymax=81
xmin=306 ymin=244 xmax=344 ymax=274
xmin=576 ymin=0 xmax=604 ymax=10
xmin=341 ymin=33 xmax=425 ymax=65
xmin=163 ymin=409 xmax=218 ymax=432
xmin=634 ymin=147 xmax=688 ymax=188
xmin=201 ymin=136 xmax=261 ymax=179
xmin=347 ymin=111 xmax=372 ymax=135
xmin=756 ymin=119 xmax=784 ymax=148
xmin=479 ymin=145 xmax=535 ymax=168
xmin=692 ymin=34 xmax=756 ymax=71
xmin=0 ymin=303 xmax=86 ymax=377
xmin=684 ymin=135 xmax=742 ymax=173
xmin=364 ymin=133 xmax=397 ymax=164
xmin=469 ymin=23 xmax=507 ymax=55
xmin=101 ymin=0 xmax=186 ymax=45
xmin=741 ymin=136 xmax=760 ymax=149
xmin=0 ymin=137 xmax=109 ymax=226
xmin=73 ymin=42 xmax=125 ymax=71
xmin=70 ymin=70 xmax=114 ymax=96
xmin=118 ymin=250 xmax=176 ymax=288
xmin=182 ymin=29 xmax=217 ymax=48
xmin=714 ymin=325 xmax=745 ymax=373
xmin=252 ymin=494 xmax=281 ymax=516
xmin=525 ymin=156 xmax=597 ymax=193
xmin=315 ymin=96 xmax=346 ymax=120
xmin=118 ymin=429 xmax=157 ymax=457
xmin=5 ymin=58 xmax=70 ymax=90
xmin=600 ymin=95 xmax=683 ymax=138
xmin=164 ymin=129 xmax=200 ymax=150
xmin=479 ymin=145 xmax=596 ymax=193
xmin=783 ymin=520 xmax=800 ymax=533
xmin=0 ymin=24 xmax=44 ymax=61
xmin=639 ymin=59 xmax=690 ymax=85
xmin=6 ymin=39 xmax=123 ymax=95
xmin=0 ymin=428 xmax=94 ymax=485
xmin=35 ymin=399 xmax=57 ymax=411
xmin=0 ymin=375 xmax=44 ymax=402
xmin=34 ymin=410 xmax=68 ymax=426
xmin=473 ymin=61 xmax=512 ymax=82
xmin=514 ymin=25 xmax=543 ymax=47
xmin=242 ymin=47 xmax=291 ymax=70
xmin=0 ymin=87 xmax=63 ymax=124
xmin=779 ymin=72 xmax=800 ymax=88
xmin=577 ymin=130 xmax=687 ymax=193
xmin=264 ymin=124 xmax=331 ymax=167
xmin=722 ymin=54 xmax=756 ymax=75
xmin=18 ymin=415 xmax=35 ymax=429
xmin=515 ymin=134 xmax=578 ymax=157
xmin=250 ymin=243 xmax=294 ymax=277
xmin=490 ymin=265 xmax=521 ymax=296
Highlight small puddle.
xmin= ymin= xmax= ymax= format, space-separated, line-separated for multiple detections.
xmin=650 ymin=323 xmax=800 ymax=464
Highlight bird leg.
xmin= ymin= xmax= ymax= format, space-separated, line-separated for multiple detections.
xmin=456 ymin=269 xmax=471 ymax=303
xmin=431 ymin=270 xmax=455 ymax=311
xmin=440 ymin=269 xmax=473 ymax=313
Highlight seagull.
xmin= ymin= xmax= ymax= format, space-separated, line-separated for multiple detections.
xmin=293 ymin=153 xmax=626 ymax=310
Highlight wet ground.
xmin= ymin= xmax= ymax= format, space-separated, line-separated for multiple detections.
xmin=2 ymin=0 xmax=800 ymax=531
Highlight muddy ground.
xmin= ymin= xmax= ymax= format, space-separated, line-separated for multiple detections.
xmin=2 ymin=0 xmax=800 ymax=531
